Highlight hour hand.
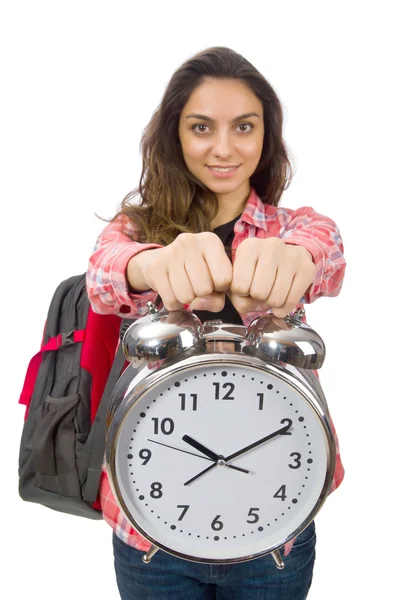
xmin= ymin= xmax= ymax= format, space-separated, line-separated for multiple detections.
xmin=182 ymin=435 xmax=250 ymax=475
xmin=182 ymin=435 xmax=220 ymax=462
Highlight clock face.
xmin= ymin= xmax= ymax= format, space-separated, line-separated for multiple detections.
xmin=111 ymin=359 xmax=330 ymax=562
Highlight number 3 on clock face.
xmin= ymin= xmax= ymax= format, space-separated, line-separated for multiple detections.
xmin=111 ymin=359 xmax=331 ymax=562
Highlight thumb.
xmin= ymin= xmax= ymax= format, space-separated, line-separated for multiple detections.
xmin=228 ymin=291 xmax=270 ymax=314
xmin=189 ymin=292 xmax=226 ymax=312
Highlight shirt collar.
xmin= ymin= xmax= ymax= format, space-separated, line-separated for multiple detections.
xmin=237 ymin=186 xmax=268 ymax=232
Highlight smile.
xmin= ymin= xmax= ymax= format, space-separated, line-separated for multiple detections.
xmin=206 ymin=165 xmax=240 ymax=178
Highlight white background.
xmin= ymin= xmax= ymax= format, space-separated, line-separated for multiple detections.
xmin=1 ymin=1 xmax=395 ymax=598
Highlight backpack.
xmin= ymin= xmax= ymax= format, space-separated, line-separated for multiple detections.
xmin=18 ymin=273 xmax=135 ymax=519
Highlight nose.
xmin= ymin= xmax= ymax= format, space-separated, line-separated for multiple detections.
xmin=212 ymin=130 xmax=233 ymax=158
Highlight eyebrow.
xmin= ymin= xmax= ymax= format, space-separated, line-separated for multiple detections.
xmin=185 ymin=112 xmax=261 ymax=123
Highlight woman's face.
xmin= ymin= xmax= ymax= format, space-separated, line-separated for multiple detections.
xmin=178 ymin=77 xmax=265 ymax=197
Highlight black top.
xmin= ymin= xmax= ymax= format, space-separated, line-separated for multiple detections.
xmin=193 ymin=214 xmax=243 ymax=326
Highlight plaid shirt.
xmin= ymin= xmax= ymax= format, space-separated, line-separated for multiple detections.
xmin=86 ymin=187 xmax=346 ymax=557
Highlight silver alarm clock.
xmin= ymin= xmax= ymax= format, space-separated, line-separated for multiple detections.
xmin=105 ymin=303 xmax=335 ymax=570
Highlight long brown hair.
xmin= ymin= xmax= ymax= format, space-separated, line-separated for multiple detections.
xmin=111 ymin=46 xmax=294 ymax=245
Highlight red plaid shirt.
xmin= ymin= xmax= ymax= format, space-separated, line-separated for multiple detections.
xmin=86 ymin=187 xmax=346 ymax=557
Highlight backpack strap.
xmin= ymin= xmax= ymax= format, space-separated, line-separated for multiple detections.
xmin=83 ymin=320 xmax=135 ymax=504
xmin=19 ymin=330 xmax=86 ymax=410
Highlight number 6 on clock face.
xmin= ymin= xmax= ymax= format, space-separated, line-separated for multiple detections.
xmin=107 ymin=353 xmax=333 ymax=563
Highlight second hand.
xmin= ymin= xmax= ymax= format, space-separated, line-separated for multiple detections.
xmin=147 ymin=438 xmax=213 ymax=461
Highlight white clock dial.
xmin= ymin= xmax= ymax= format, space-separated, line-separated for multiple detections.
xmin=112 ymin=360 xmax=329 ymax=562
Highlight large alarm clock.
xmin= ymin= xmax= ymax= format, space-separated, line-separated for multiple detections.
xmin=105 ymin=302 xmax=335 ymax=570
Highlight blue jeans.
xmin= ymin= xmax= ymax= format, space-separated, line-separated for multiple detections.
xmin=112 ymin=521 xmax=316 ymax=600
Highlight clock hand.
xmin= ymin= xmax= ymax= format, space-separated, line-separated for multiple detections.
xmin=224 ymin=424 xmax=290 ymax=462
xmin=182 ymin=434 xmax=221 ymax=462
xmin=184 ymin=462 xmax=217 ymax=486
xmin=147 ymin=438 xmax=213 ymax=461
xmin=148 ymin=436 xmax=249 ymax=480
xmin=182 ymin=435 xmax=251 ymax=486
xmin=184 ymin=426 xmax=289 ymax=486
xmin=182 ymin=435 xmax=249 ymax=475
xmin=148 ymin=438 xmax=249 ymax=475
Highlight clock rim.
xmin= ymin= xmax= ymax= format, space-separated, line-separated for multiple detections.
xmin=106 ymin=353 xmax=335 ymax=564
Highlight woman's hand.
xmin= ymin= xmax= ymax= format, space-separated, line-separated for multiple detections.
xmin=228 ymin=237 xmax=316 ymax=318
xmin=127 ymin=232 xmax=233 ymax=311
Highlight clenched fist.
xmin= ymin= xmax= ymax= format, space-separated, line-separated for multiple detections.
xmin=127 ymin=232 xmax=232 ymax=312
xmin=128 ymin=234 xmax=316 ymax=318
xmin=228 ymin=237 xmax=316 ymax=317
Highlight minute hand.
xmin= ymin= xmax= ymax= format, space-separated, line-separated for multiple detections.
xmin=225 ymin=424 xmax=290 ymax=462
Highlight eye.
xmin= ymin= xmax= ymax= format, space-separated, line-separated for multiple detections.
xmin=192 ymin=124 xmax=210 ymax=134
xmin=237 ymin=122 xmax=254 ymax=132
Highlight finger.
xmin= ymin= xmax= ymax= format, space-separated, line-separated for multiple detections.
xmin=230 ymin=246 xmax=257 ymax=297
xmin=202 ymin=242 xmax=233 ymax=292
xmin=168 ymin=260 xmax=196 ymax=305
xmin=154 ymin=270 xmax=185 ymax=311
xmin=271 ymin=270 xmax=312 ymax=317
xmin=190 ymin=291 xmax=226 ymax=312
xmin=185 ymin=255 xmax=217 ymax=299
xmin=265 ymin=267 xmax=296 ymax=309
xmin=248 ymin=253 xmax=278 ymax=302
xmin=228 ymin=291 xmax=269 ymax=314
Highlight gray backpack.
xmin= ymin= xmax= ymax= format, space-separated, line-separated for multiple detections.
xmin=18 ymin=274 xmax=134 ymax=518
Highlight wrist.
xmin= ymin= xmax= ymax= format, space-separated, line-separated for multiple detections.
xmin=127 ymin=250 xmax=155 ymax=292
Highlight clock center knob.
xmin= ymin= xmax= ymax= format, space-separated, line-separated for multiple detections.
xmin=217 ymin=457 xmax=226 ymax=467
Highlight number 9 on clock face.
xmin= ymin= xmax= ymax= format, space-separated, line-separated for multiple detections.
xmin=108 ymin=357 xmax=332 ymax=563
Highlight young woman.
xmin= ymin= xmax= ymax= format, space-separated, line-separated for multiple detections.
xmin=86 ymin=46 xmax=346 ymax=600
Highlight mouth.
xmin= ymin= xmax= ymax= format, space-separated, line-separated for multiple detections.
xmin=206 ymin=165 xmax=241 ymax=178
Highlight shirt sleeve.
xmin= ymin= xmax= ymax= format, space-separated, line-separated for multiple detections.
xmin=280 ymin=206 xmax=346 ymax=303
xmin=86 ymin=213 xmax=163 ymax=318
